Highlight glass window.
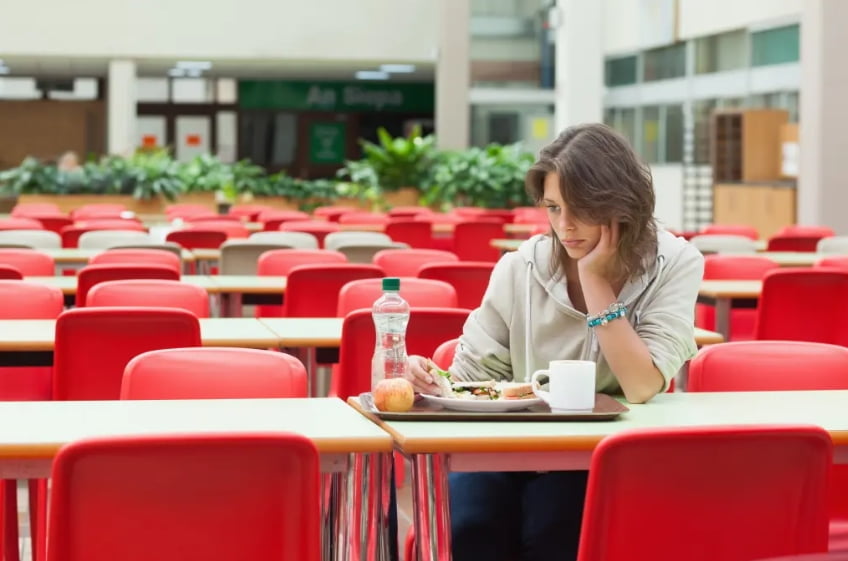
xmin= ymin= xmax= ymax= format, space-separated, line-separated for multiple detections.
xmin=605 ymin=55 xmax=638 ymax=87
xmin=642 ymin=106 xmax=660 ymax=163
xmin=643 ymin=43 xmax=686 ymax=81
xmin=751 ymin=24 xmax=799 ymax=67
xmin=695 ymin=30 xmax=747 ymax=74
xmin=692 ymin=99 xmax=717 ymax=165
xmin=664 ymin=104 xmax=684 ymax=164
xmin=605 ymin=107 xmax=637 ymax=150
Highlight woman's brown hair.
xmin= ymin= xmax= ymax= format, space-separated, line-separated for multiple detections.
xmin=525 ymin=123 xmax=657 ymax=281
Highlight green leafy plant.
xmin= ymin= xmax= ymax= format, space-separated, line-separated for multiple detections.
xmin=338 ymin=125 xmax=435 ymax=193
xmin=0 ymin=157 xmax=58 ymax=195
xmin=421 ymin=143 xmax=535 ymax=210
xmin=180 ymin=154 xmax=266 ymax=202
xmin=127 ymin=150 xmax=186 ymax=201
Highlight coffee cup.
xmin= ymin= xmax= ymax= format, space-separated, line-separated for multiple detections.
xmin=530 ymin=360 xmax=596 ymax=411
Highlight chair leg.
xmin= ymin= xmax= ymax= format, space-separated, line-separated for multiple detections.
xmin=3 ymin=480 xmax=19 ymax=561
xmin=28 ymin=480 xmax=46 ymax=561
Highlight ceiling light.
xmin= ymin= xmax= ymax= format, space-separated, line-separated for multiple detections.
xmin=168 ymin=68 xmax=186 ymax=77
xmin=186 ymin=68 xmax=202 ymax=78
xmin=380 ymin=64 xmax=416 ymax=73
xmin=176 ymin=61 xmax=212 ymax=70
xmin=355 ymin=70 xmax=390 ymax=80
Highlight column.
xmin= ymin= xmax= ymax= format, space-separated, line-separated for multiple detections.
xmin=554 ymin=0 xmax=603 ymax=133
xmin=435 ymin=0 xmax=470 ymax=150
xmin=798 ymin=1 xmax=848 ymax=233
xmin=107 ymin=59 xmax=137 ymax=156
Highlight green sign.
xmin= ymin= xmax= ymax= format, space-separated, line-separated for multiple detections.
xmin=309 ymin=122 xmax=346 ymax=164
xmin=239 ymin=80 xmax=434 ymax=113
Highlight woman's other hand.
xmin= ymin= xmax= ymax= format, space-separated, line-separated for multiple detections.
xmin=406 ymin=355 xmax=445 ymax=395
xmin=578 ymin=221 xmax=620 ymax=280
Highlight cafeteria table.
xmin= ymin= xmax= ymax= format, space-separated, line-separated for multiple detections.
xmin=697 ymin=280 xmax=761 ymax=340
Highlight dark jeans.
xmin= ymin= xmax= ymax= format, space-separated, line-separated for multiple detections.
xmin=449 ymin=471 xmax=589 ymax=561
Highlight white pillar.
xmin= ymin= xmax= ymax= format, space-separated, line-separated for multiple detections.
xmin=435 ymin=0 xmax=470 ymax=150
xmin=554 ymin=0 xmax=603 ymax=133
xmin=107 ymin=59 xmax=137 ymax=156
xmin=798 ymin=1 xmax=848 ymax=233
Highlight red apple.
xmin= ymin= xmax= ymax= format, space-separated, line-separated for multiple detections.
xmin=373 ymin=378 xmax=415 ymax=412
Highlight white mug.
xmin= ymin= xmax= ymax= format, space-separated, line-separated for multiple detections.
xmin=531 ymin=360 xmax=596 ymax=411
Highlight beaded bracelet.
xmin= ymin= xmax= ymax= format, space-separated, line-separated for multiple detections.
xmin=587 ymin=302 xmax=627 ymax=328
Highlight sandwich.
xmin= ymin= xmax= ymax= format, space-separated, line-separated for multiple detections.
xmin=499 ymin=382 xmax=535 ymax=400
xmin=426 ymin=359 xmax=535 ymax=400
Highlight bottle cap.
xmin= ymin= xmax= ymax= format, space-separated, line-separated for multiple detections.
xmin=382 ymin=277 xmax=400 ymax=291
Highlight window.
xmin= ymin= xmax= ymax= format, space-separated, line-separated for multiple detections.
xmin=693 ymin=99 xmax=717 ymax=164
xmin=642 ymin=106 xmax=660 ymax=163
xmin=604 ymin=107 xmax=637 ymax=150
xmin=751 ymin=24 xmax=799 ymax=67
xmin=605 ymin=55 xmax=638 ymax=87
xmin=695 ymin=30 xmax=747 ymax=74
xmin=643 ymin=43 xmax=686 ymax=81
xmin=664 ymin=105 xmax=684 ymax=163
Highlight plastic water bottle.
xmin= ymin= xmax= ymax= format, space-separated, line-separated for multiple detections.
xmin=371 ymin=277 xmax=410 ymax=391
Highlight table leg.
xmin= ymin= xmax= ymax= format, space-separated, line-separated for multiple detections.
xmin=322 ymin=468 xmax=349 ymax=561
xmin=412 ymin=453 xmax=451 ymax=561
xmin=220 ymin=293 xmax=243 ymax=317
xmin=343 ymin=452 xmax=392 ymax=561
xmin=715 ymin=297 xmax=731 ymax=340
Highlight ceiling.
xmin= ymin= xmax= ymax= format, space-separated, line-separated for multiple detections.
xmin=0 ymin=56 xmax=435 ymax=82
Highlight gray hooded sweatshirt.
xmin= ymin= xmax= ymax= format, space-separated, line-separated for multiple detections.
xmin=450 ymin=229 xmax=705 ymax=394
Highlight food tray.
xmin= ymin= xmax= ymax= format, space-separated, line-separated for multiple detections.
xmin=358 ymin=393 xmax=629 ymax=422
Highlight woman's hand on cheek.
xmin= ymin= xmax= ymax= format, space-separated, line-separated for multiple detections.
xmin=578 ymin=221 xmax=620 ymax=280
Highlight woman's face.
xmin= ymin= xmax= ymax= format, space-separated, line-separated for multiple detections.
xmin=542 ymin=172 xmax=603 ymax=260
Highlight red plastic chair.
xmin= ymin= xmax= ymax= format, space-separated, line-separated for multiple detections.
xmin=754 ymin=269 xmax=848 ymax=345
xmin=418 ymin=261 xmax=495 ymax=310
xmin=337 ymin=278 xmax=457 ymax=316
xmin=0 ymin=218 xmax=43 ymax=231
xmin=183 ymin=220 xmax=249 ymax=239
xmin=61 ymin=224 xmax=146 ymax=248
xmin=0 ymin=249 xmax=55 ymax=276
xmin=387 ymin=206 xmax=432 ymax=219
xmin=312 ymin=206 xmax=357 ymax=222
xmin=576 ymin=425 xmax=832 ymax=561
xmin=46 ymin=433 xmax=321 ymax=561
xmin=70 ymin=203 xmax=127 ymax=220
xmin=817 ymin=256 xmax=848 ymax=270
xmin=767 ymin=235 xmax=825 ymax=252
xmin=285 ymin=264 xmax=383 ymax=318
xmin=121 ymin=348 xmax=307 ymax=399
xmin=260 ymin=211 xmax=311 ymax=231
xmin=688 ymin=341 xmax=848 ymax=551
xmin=256 ymin=249 xmax=348 ymax=317
xmin=87 ymin=280 xmax=210 ymax=317
xmin=53 ymin=307 xmax=201 ymax=401
xmin=452 ymin=221 xmax=504 ymax=262
xmin=696 ymin=255 xmax=779 ymax=341
xmin=331 ymin=307 xmax=470 ymax=400
xmin=337 ymin=212 xmax=389 ymax=225
xmin=33 ymin=216 xmax=74 ymax=235
xmin=385 ymin=219 xmax=434 ymax=249
xmin=432 ymin=338 xmax=459 ymax=369
xmin=89 ymin=248 xmax=181 ymax=274
xmin=701 ymin=224 xmax=759 ymax=240
xmin=372 ymin=249 xmax=459 ymax=277
xmin=183 ymin=214 xmax=242 ymax=223
xmin=164 ymin=204 xmax=212 ymax=219
xmin=753 ymin=554 xmax=848 ymax=561
xmin=777 ymin=225 xmax=836 ymax=238
xmin=76 ymin=264 xmax=180 ymax=308
xmin=166 ymin=229 xmax=227 ymax=250
xmin=11 ymin=203 xmax=60 ymax=217
xmin=0 ymin=265 xmax=22 ymax=280
xmin=228 ymin=204 xmax=273 ymax=221
xmin=280 ymin=220 xmax=341 ymax=248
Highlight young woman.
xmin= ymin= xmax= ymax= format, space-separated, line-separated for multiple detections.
xmin=406 ymin=123 xmax=704 ymax=561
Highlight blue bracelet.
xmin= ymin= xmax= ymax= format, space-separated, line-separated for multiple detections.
xmin=587 ymin=302 xmax=627 ymax=328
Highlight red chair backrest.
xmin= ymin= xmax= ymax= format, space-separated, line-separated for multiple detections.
xmin=753 ymin=554 xmax=848 ymax=561
xmin=183 ymin=221 xmax=249 ymax=238
xmin=452 ymin=221 xmax=504 ymax=262
xmin=255 ymin=249 xmax=347 ymax=317
xmin=337 ymin=278 xmax=457 ymax=316
xmin=121 ymin=348 xmax=307 ymax=399
xmin=164 ymin=204 xmax=212 ymax=219
xmin=385 ymin=220 xmax=434 ymax=249
xmin=47 ymin=433 xmax=321 ymax=561
xmin=701 ymin=224 xmax=759 ymax=240
xmin=372 ymin=249 xmax=459 ymax=277
xmin=312 ymin=206 xmax=357 ymax=222
xmin=53 ymin=307 xmax=201 ymax=401
xmin=0 ymin=281 xmax=63 ymax=400
xmin=284 ymin=264 xmax=383 ymax=318
xmin=34 ymin=216 xmax=74 ymax=234
xmin=71 ymin=204 xmax=127 ymax=220
xmin=0 ymin=248 xmax=55 ymax=276
xmin=332 ymin=307 xmax=470 ymax=400
xmin=165 ymin=229 xmax=227 ymax=250
xmin=432 ymin=338 xmax=459 ymax=370
xmin=817 ymin=256 xmax=848 ymax=270
xmin=11 ymin=203 xmax=61 ymax=217
xmin=767 ymin=235 xmax=825 ymax=252
xmin=87 ymin=280 xmax=210 ymax=317
xmin=89 ymin=249 xmax=181 ymax=274
xmin=77 ymin=264 xmax=180 ymax=307
xmin=337 ymin=212 xmax=389 ymax=225
xmin=260 ymin=211 xmax=311 ymax=231
xmin=577 ymin=425 xmax=832 ymax=561
xmin=184 ymin=214 xmax=243 ymax=223
xmin=0 ymin=217 xmax=44 ymax=231
xmin=754 ymin=269 xmax=848 ymax=345
xmin=228 ymin=204 xmax=273 ymax=221
xmin=417 ymin=262 xmax=495 ymax=310
xmin=777 ymin=225 xmax=835 ymax=238
xmin=280 ymin=221 xmax=341 ymax=247
xmin=387 ymin=207 xmax=432 ymax=219
xmin=0 ymin=264 xmax=23 ymax=279
xmin=696 ymin=255 xmax=779 ymax=339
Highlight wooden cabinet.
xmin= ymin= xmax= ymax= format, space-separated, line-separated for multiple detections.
xmin=713 ymin=183 xmax=796 ymax=239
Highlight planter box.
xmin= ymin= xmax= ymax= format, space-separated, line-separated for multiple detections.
xmin=17 ymin=194 xmax=167 ymax=215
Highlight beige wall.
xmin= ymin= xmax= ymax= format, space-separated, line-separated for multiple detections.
xmin=678 ymin=0 xmax=801 ymax=39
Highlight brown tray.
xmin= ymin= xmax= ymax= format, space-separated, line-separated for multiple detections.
xmin=358 ymin=393 xmax=629 ymax=422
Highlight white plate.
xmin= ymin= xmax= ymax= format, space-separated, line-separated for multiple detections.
xmin=419 ymin=394 xmax=543 ymax=412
